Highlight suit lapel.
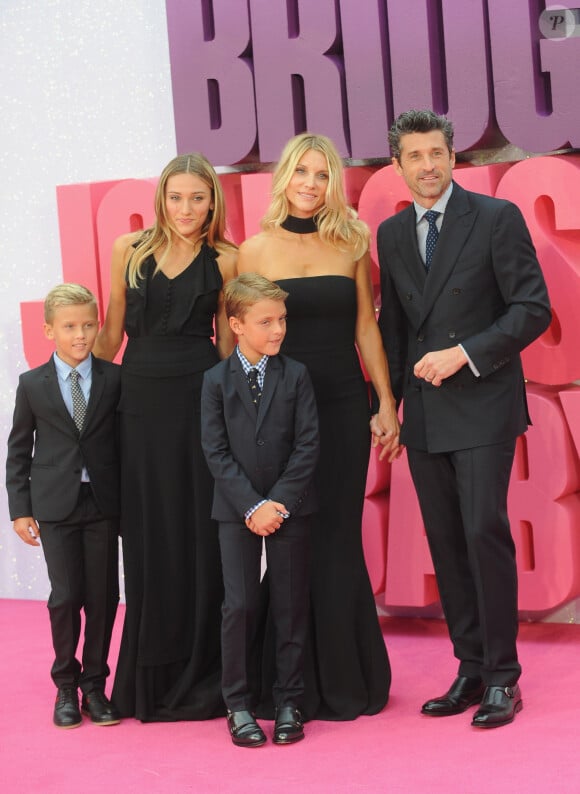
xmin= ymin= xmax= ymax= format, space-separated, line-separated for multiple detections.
xmin=42 ymin=358 xmax=78 ymax=434
xmin=396 ymin=206 xmax=427 ymax=293
xmin=256 ymin=356 xmax=281 ymax=431
xmin=419 ymin=182 xmax=478 ymax=323
xmin=229 ymin=355 xmax=258 ymax=420
xmin=84 ymin=358 xmax=106 ymax=432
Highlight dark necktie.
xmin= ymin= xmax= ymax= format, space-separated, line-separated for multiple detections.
xmin=424 ymin=210 xmax=440 ymax=271
xmin=70 ymin=369 xmax=87 ymax=431
xmin=247 ymin=368 xmax=261 ymax=410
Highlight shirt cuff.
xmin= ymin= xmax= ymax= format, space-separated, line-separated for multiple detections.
xmin=459 ymin=344 xmax=481 ymax=377
xmin=244 ymin=499 xmax=268 ymax=520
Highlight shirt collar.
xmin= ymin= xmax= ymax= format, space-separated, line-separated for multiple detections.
xmin=414 ymin=181 xmax=454 ymax=224
xmin=53 ymin=352 xmax=92 ymax=380
xmin=236 ymin=347 xmax=269 ymax=378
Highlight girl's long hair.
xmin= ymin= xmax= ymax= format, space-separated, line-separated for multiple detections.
xmin=127 ymin=153 xmax=235 ymax=288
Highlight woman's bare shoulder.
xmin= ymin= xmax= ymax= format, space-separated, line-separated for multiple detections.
xmin=239 ymin=230 xmax=276 ymax=252
xmin=112 ymin=230 xmax=142 ymax=254
xmin=217 ymin=247 xmax=238 ymax=282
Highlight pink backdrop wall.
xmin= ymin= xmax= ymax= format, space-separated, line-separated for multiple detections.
xmin=19 ymin=152 xmax=580 ymax=619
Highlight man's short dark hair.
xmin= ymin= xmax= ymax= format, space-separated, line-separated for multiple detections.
xmin=388 ymin=110 xmax=454 ymax=160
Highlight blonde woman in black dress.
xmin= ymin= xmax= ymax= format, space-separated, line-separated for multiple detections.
xmin=94 ymin=153 xmax=237 ymax=721
xmin=238 ymin=134 xmax=400 ymax=720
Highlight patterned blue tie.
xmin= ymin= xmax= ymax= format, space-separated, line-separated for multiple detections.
xmin=247 ymin=368 xmax=261 ymax=410
xmin=70 ymin=369 xmax=87 ymax=431
xmin=424 ymin=210 xmax=440 ymax=271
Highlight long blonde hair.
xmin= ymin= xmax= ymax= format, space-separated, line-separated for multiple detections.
xmin=127 ymin=153 xmax=235 ymax=288
xmin=261 ymin=133 xmax=369 ymax=260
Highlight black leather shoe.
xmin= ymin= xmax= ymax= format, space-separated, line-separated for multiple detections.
xmin=421 ymin=676 xmax=485 ymax=716
xmin=54 ymin=687 xmax=82 ymax=729
xmin=273 ymin=705 xmax=304 ymax=745
xmin=227 ymin=710 xmax=266 ymax=747
xmin=81 ymin=690 xmax=121 ymax=726
xmin=471 ymin=684 xmax=522 ymax=728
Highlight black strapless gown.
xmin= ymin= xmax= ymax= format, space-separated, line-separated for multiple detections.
xmin=265 ymin=275 xmax=391 ymax=720
xmin=112 ymin=246 xmax=225 ymax=721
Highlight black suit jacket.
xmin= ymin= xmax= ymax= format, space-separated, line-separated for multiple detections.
xmin=6 ymin=355 xmax=121 ymax=522
xmin=378 ymin=181 xmax=551 ymax=453
xmin=201 ymin=352 xmax=319 ymax=522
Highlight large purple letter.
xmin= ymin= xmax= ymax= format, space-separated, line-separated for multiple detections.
xmin=339 ymin=0 xmax=392 ymax=159
xmin=166 ymin=0 xmax=256 ymax=164
xmin=386 ymin=0 xmax=490 ymax=153
xmin=488 ymin=0 xmax=580 ymax=152
xmin=249 ymin=0 xmax=348 ymax=161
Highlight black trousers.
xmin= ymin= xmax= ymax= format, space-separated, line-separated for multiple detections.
xmin=407 ymin=440 xmax=521 ymax=686
xmin=39 ymin=484 xmax=119 ymax=692
xmin=219 ymin=516 xmax=311 ymax=712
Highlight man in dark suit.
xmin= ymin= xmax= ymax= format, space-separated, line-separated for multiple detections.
xmin=201 ymin=273 xmax=319 ymax=748
xmin=6 ymin=284 xmax=121 ymax=729
xmin=376 ymin=110 xmax=551 ymax=728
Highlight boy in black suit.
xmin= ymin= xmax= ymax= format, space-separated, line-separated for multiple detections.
xmin=6 ymin=284 xmax=121 ymax=729
xmin=201 ymin=273 xmax=319 ymax=748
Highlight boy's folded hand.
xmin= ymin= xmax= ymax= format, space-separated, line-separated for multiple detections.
xmin=245 ymin=500 xmax=288 ymax=536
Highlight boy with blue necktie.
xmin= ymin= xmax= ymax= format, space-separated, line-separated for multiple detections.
xmin=6 ymin=284 xmax=121 ymax=728
xmin=201 ymin=273 xmax=319 ymax=747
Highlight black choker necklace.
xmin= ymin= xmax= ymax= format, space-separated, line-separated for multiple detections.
xmin=281 ymin=215 xmax=318 ymax=234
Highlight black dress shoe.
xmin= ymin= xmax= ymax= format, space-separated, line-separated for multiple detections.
xmin=81 ymin=690 xmax=121 ymax=726
xmin=421 ymin=676 xmax=485 ymax=716
xmin=227 ymin=710 xmax=266 ymax=747
xmin=471 ymin=684 xmax=522 ymax=728
xmin=54 ymin=687 xmax=82 ymax=729
xmin=273 ymin=705 xmax=304 ymax=745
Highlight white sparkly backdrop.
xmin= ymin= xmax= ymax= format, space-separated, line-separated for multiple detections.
xmin=0 ymin=0 xmax=176 ymax=598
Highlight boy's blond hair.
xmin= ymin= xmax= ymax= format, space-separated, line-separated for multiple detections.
xmin=44 ymin=283 xmax=98 ymax=323
xmin=224 ymin=273 xmax=289 ymax=320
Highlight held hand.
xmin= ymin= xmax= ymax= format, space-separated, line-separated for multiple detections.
xmin=370 ymin=405 xmax=403 ymax=463
xmin=378 ymin=441 xmax=405 ymax=463
xmin=414 ymin=346 xmax=468 ymax=387
xmin=370 ymin=413 xmax=384 ymax=444
xmin=13 ymin=517 xmax=40 ymax=546
xmin=245 ymin=501 xmax=288 ymax=536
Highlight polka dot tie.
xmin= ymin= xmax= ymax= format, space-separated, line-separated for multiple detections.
xmin=424 ymin=210 xmax=440 ymax=271
xmin=70 ymin=369 xmax=87 ymax=431
xmin=247 ymin=368 xmax=262 ymax=410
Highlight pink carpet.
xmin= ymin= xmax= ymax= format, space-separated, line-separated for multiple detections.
xmin=1 ymin=600 xmax=579 ymax=793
